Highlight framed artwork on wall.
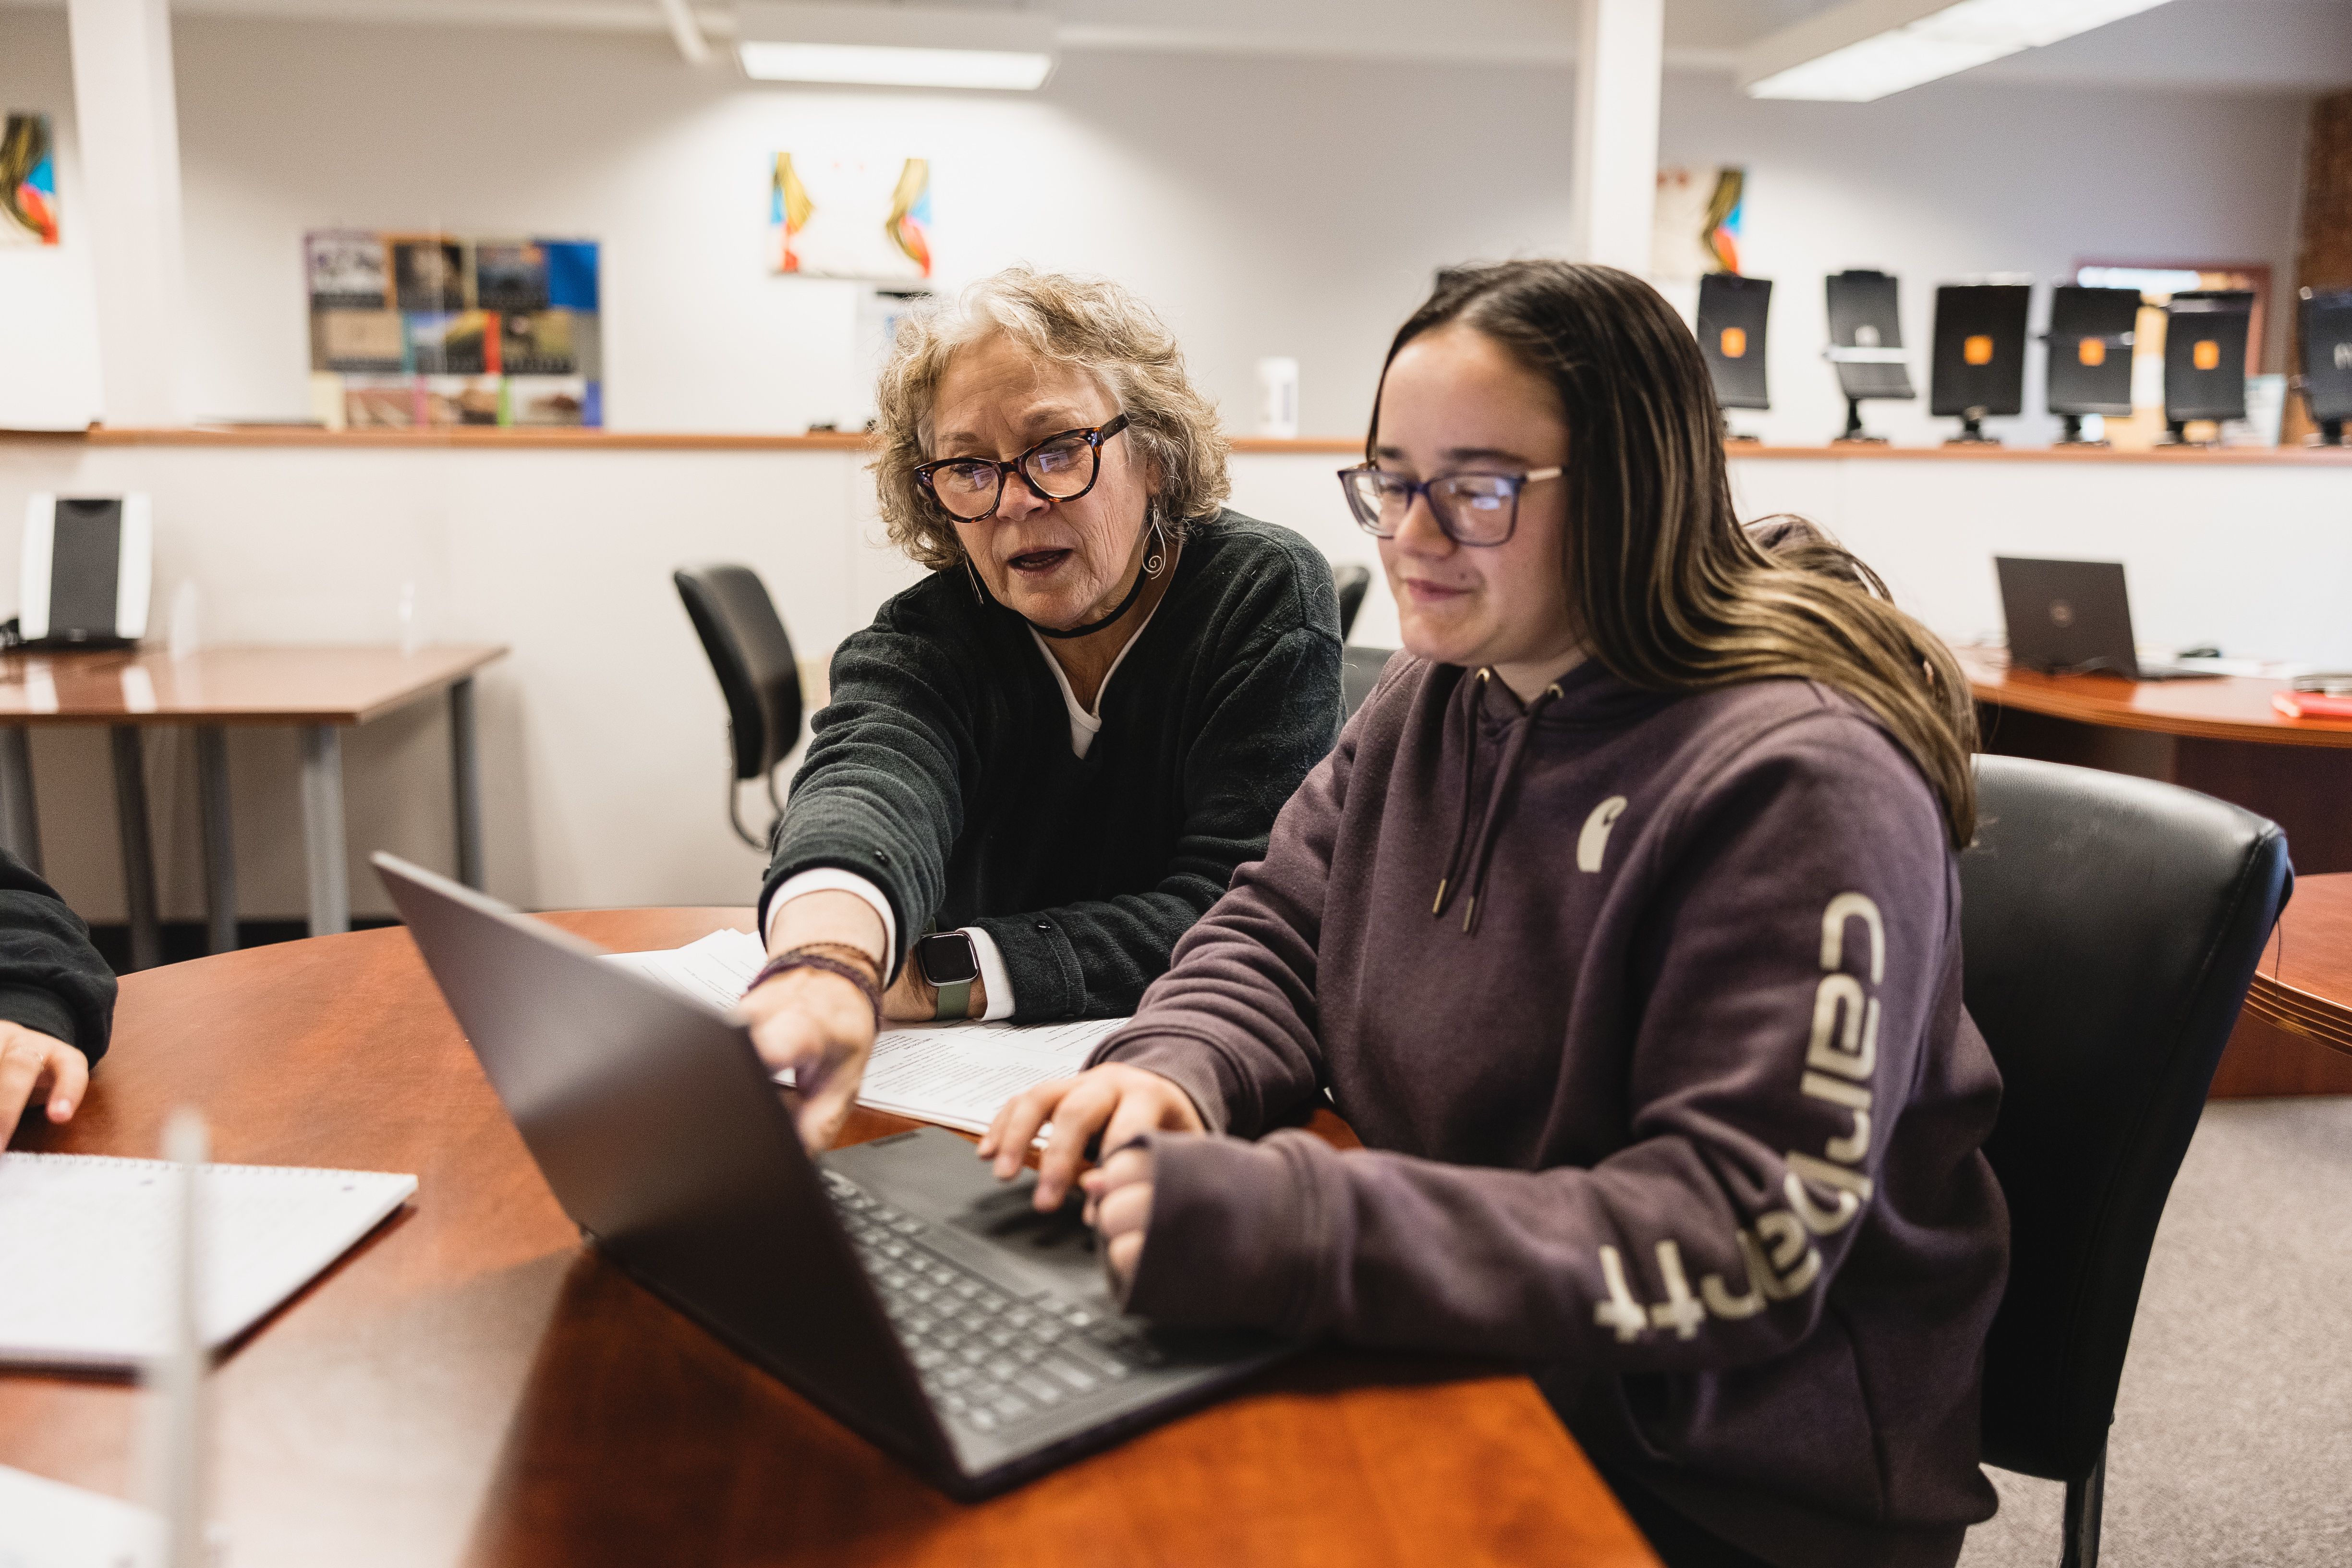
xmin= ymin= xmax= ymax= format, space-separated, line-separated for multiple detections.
xmin=303 ymin=231 xmax=602 ymax=429
xmin=770 ymin=153 xmax=932 ymax=281
xmin=0 ymin=112 xmax=60 ymax=247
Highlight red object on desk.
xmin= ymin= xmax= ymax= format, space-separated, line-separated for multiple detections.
xmin=2272 ymin=690 xmax=2352 ymax=720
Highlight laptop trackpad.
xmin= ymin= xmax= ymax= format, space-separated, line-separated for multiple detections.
xmin=824 ymin=1128 xmax=1114 ymax=1302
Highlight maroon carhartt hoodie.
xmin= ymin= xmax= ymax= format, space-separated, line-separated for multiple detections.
xmin=1091 ymin=653 xmax=2008 ymax=1568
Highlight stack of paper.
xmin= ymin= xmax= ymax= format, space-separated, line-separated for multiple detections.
xmin=0 ymin=1154 xmax=416 ymax=1369
xmin=605 ymin=930 xmax=1128 ymax=1135
xmin=812 ymin=1016 xmax=1126 ymax=1135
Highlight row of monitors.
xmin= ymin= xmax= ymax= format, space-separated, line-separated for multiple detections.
xmin=1695 ymin=272 xmax=2352 ymax=437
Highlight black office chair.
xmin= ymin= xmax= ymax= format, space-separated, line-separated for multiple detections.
xmin=674 ymin=565 xmax=805 ymax=848
xmin=1340 ymin=647 xmax=1394 ymax=717
xmin=1331 ymin=563 xmax=1372 ymax=641
xmin=1960 ymin=755 xmax=2291 ymax=1568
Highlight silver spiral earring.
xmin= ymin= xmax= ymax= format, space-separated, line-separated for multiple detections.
xmin=1143 ymin=521 xmax=1168 ymax=579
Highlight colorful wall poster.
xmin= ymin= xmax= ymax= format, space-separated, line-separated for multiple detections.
xmin=770 ymin=153 xmax=932 ymax=281
xmin=303 ymin=231 xmax=601 ymax=427
xmin=1652 ymin=166 xmax=1746 ymax=280
xmin=0 ymin=113 xmax=60 ymax=247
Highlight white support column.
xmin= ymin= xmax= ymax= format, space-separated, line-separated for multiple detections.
xmin=1569 ymin=0 xmax=1664 ymax=275
xmin=66 ymin=0 xmax=186 ymax=427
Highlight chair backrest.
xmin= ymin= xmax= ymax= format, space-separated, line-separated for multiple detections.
xmin=1332 ymin=563 xmax=1372 ymax=641
xmin=673 ymin=565 xmax=804 ymax=782
xmin=1961 ymin=755 xmax=2290 ymax=1483
xmin=1340 ymin=646 xmax=1395 ymax=717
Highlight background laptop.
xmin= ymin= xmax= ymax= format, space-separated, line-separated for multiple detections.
xmin=372 ymin=853 xmax=1293 ymax=1499
xmin=1995 ymin=557 xmax=2219 ymax=682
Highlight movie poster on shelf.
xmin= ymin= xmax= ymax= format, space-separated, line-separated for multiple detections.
xmin=0 ymin=113 xmax=60 ymax=247
xmin=770 ymin=153 xmax=932 ymax=281
xmin=304 ymin=230 xmax=602 ymax=428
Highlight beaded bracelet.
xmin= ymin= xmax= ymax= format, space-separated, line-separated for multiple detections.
xmin=751 ymin=944 xmax=884 ymax=1032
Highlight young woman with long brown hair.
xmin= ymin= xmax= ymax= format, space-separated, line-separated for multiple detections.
xmin=982 ymin=261 xmax=2008 ymax=1568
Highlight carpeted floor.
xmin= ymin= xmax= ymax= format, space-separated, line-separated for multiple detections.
xmin=1958 ymin=1096 xmax=2352 ymax=1568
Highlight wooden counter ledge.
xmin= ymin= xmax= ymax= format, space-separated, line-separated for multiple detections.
xmin=6 ymin=427 xmax=2347 ymax=462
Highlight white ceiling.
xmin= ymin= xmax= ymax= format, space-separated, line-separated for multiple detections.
xmin=1 ymin=0 xmax=2347 ymax=92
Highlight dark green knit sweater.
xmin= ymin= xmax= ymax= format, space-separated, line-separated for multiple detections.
xmin=762 ymin=511 xmax=1343 ymax=1021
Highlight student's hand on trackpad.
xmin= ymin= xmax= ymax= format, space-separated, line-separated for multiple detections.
xmin=737 ymin=966 xmax=879 ymax=1151
xmin=1081 ymin=1144 xmax=1153 ymax=1290
xmin=977 ymin=1063 xmax=1203 ymax=1213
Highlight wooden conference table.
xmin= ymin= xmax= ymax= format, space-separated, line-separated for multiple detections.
xmin=0 ymin=908 xmax=1658 ymax=1568
xmin=0 ymin=644 xmax=505 ymax=969
xmin=2237 ymin=871 xmax=2352 ymax=1057
xmin=1957 ymin=646 xmax=2352 ymax=875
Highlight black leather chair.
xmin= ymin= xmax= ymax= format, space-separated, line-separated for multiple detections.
xmin=1961 ymin=755 xmax=2291 ymax=1568
xmin=674 ymin=565 xmax=805 ymax=848
xmin=1331 ymin=563 xmax=1372 ymax=641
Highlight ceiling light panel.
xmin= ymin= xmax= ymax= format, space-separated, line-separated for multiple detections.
xmin=1740 ymin=0 xmax=2175 ymax=102
xmin=735 ymin=2 xmax=1057 ymax=90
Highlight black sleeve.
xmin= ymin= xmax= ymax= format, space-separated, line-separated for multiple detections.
xmin=0 ymin=850 xmax=118 ymax=1064
xmin=759 ymin=605 xmax=980 ymax=982
xmin=972 ymin=619 xmax=1344 ymax=1020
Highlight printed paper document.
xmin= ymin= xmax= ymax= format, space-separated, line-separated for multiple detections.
xmin=0 ymin=1154 xmax=416 ymax=1369
xmin=606 ymin=930 xmax=1127 ymax=1134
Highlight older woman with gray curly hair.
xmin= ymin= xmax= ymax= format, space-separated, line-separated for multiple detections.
xmin=739 ymin=267 xmax=1344 ymax=1149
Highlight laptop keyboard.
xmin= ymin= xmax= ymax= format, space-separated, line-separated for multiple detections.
xmin=821 ymin=1168 xmax=1166 ymax=1434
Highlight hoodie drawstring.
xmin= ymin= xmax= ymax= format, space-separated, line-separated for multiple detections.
xmin=1430 ymin=669 xmax=1489 ymax=918
xmin=1432 ymin=673 xmax=1564 ymax=936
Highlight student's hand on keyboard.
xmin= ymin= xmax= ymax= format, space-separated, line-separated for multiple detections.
xmin=978 ymin=1064 xmax=1203 ymax=1214
xmin=0 ymin=1023 xmax=85 ymax=1152
xmin=1081 ymin=1144 xmax=1153 ymax=1289
xmin=739 ymin=966 xmax=878 ymax=1152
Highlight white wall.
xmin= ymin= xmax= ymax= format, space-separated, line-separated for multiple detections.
xmin=0 ymin=9 xmax=2318 ymax=443
xmin=0 ymin=433 xmax=1392 ymax=925
xmin=0 ymin=5 xmax=2340 ymax=924
xmin=0 ymin=13 xmax=103 ymax=429
xmin=2 ymin=434 xmax=2345 ymax=927
xmin=34 ymin=10 xmax=1586 ymax=438
xmin=1656 ymin=73 xmax=2310 ymax=448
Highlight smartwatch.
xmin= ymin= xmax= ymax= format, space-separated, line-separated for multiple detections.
xmin=915 ymin=931 xmax=981 ymax=1020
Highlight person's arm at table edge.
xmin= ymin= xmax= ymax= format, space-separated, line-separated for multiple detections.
xmin=758 ymin=617 xmax=978 ymax=985
xmin=0 ymin=850 xmax=118 ymax=1146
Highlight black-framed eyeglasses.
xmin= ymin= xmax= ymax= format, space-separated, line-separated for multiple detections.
xmin=1337 ymin=463 xmax=1564 ymax=547
xmin=915 ymin=413 xmax=1131 ymax=523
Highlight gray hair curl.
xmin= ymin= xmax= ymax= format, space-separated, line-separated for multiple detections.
xmin=871 ymin=267 xmax=1232 ymax=571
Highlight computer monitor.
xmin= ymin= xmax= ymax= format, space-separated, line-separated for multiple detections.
xmin=1697 ymin=273 xmax=1771 ymax=429
xmin=1824 ymin=270 xmax=1913 ymax=442
xmin=1929 ymin=283 xmax=2030 ymax=444
xmin=2296 ymin=286 xmax=2352 ymax=445
xmin=2044 ymin=285 xmax=2140 ymax=443
xmin=2162 ymin=290 xmax=2253 ymax=437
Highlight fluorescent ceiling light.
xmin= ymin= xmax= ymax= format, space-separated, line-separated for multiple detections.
xmin=1739 ymin=0 xmax=2175 ymax=102
xmin=735 ymin=2 xmax=1056 ymax=90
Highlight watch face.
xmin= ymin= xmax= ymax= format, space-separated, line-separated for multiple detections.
xmin=916 ymin=932 xmax=980 ymax=986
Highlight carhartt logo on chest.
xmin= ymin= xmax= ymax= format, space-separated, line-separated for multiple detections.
xmin=1576 ymin=796 xmax=1628 ymax=873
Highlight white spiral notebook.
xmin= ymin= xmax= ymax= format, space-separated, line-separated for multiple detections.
xmin=0 ymin=1153 xmax=416 ymax=1369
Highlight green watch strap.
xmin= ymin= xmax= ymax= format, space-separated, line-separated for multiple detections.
xmin=933 ymin=978 xmax=973 ymax=1020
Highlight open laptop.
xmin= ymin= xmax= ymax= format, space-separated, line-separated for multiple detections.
xmin=1994 ymin=558 xmax=2220 ymax=682
xmin=372 ymin=853 xmax=1294 ymax=1499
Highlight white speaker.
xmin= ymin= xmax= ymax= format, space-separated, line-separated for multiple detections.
xmin=21 ymin=493 xmax=152 ymax=648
